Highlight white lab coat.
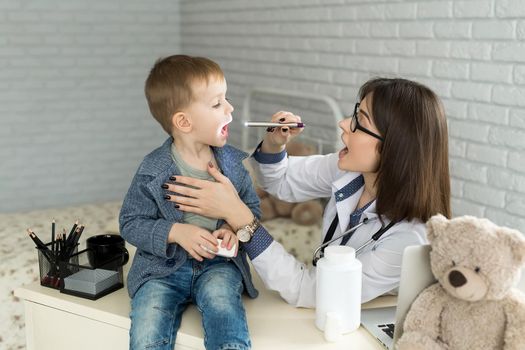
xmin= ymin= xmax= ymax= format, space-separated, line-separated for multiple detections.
xmin=248 ymin=152 xmax=427 ymax=307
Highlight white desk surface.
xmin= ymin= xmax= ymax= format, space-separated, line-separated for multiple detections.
xmin=15 ymin=250 xmax=396 ymax=350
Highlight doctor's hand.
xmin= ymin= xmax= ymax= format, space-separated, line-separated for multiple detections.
xmin=163 ymin=163 xmax=255 ymax=230
xmin=261 ymin=111 xmax=303 ymax=154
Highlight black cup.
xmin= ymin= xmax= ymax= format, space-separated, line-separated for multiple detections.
xmin=86 ymin=234 xmax=129 ymax=270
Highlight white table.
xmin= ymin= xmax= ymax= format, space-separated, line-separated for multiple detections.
xmin=15 ymin=251 xmax=395 ymax=350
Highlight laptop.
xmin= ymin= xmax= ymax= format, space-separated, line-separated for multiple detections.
xmin=360 ymin=245 xmax=435 ymax=349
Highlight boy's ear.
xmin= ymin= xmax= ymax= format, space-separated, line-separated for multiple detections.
xmin=172 ymin=112 xmax=192 ymax=133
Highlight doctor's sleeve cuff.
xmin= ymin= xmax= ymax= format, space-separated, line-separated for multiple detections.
xmin=252 ymin=140 xmax=287 ymax=164
xmin=244 ymin=225 xmax=274 ymax=260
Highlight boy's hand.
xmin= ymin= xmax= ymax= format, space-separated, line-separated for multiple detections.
xmin=262 ymin=111 xmax=303 ymax=153
xmin=168 ymin=223 xmax=218 ymax=261
xmin=212 ymin=228 xmax=239 ymax=257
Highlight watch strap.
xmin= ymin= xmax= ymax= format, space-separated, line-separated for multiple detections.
xmin=245 ymin=217 xmax=260 ymax=234
xmin=236 ymin=217 xmax=260 ymax=240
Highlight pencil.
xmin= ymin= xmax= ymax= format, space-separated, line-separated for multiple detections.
xmin=72 ymin=225 xmax=84 ymax=247
xmin=56 ymin=232 xmax=61 ymax=259
xmin=27 ymin=229 xmax=53 ymax=261
xmin=66 ymin=225 xmax=84 ymax=258
xmin=51 ymin=219 xmax=55 ymax=255
xmin=66 ymin=220 xmax=78 ymax=244
xmin=244 ymin=121 xmax=305 ymax=128
xmin=60 ymin=229 xmax=66 ymax=258
xmin=27 ymin=229 xmax=46 ymax=249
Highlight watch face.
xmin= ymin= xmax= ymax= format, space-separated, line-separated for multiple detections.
xmin=237 ymin=228 xmax=251 ymax=243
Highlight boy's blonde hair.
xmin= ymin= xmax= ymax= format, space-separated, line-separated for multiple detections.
xmin=145 ymin=55 xmax=224 ymax=134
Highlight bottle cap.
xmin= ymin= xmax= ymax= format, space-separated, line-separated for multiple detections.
xmin=324 ymin=245 xmax=355 ymax=264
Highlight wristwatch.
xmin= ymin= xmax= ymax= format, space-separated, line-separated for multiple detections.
xmin=235 ymin=217 xmax=260 ymax=243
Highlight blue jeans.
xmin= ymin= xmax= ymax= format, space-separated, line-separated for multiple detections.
xmin=129 ymin=256 xmax=250 ymax=350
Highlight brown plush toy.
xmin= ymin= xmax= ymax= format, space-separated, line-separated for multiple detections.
xmin=256 ymin=141 xmax=324 ymax=226
xmin=256 ymin=187 xmax=323 ymax=226
xmin=396 ymin=214 xmax=525 ymax=350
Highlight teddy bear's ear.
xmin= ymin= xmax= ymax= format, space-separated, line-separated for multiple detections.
xmin=426 ymin=214 xmax=449 ymax=243
xmin=500 ymin=228 xmax=525 ymax=267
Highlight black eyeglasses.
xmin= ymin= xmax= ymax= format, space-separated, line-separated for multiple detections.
xmin=350 ymin=103 xmax=384 ymax=142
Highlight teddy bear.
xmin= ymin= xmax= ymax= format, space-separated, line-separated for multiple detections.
xmin=256 ymin=187 xmax=323 ymax=225
xmin=255 ymin=140 xmax=324 ymax=226
xmin=396 ymin=214 xmax=525 ymax=350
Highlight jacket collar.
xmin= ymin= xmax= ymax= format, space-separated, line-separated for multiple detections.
xmin=139 ymin=137 xmax=249 ymax=179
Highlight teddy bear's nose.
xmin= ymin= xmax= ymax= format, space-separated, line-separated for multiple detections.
xmin=448 ymin=270 xmax=467 ymax=288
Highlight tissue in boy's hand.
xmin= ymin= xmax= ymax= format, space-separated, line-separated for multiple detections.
xmin=201 ymin=238 xmax=237 ymax=258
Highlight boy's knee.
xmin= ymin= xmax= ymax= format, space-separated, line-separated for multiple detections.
xmin=130 ymin=308 xmax=173 ymax=349
xmin=198 ymin=270 xmax=244 ymax=309
xmin=203 ymin=263 xmax=243 ymax=290
xmin=131 ymin=302 xmax=175 ymax=323
xmin=130 ymin=280 xmax=186 ymax=350
xmin=130 ymin=335 xmax=171 ymax=350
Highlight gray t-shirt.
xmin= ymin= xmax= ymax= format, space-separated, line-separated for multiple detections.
xmin=170 ymin=143 xmax=218 ymax=232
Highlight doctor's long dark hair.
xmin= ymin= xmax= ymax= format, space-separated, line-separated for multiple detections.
xmin=359 ymin=78 xmax=451 ymax=222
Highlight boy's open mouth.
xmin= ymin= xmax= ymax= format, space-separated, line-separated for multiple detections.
xmin=221 ymin=124 xmax=229 ymax=137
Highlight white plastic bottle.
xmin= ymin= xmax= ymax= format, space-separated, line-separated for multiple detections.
xmin=315 ymin=245 xmax=362 ymax=339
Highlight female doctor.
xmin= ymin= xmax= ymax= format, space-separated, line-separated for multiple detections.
xmin=164 ymin=77 xmax=451 ymax=306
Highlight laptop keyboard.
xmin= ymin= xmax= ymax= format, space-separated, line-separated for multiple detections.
xmin=378 ymin=323 xmax=395 ymax=339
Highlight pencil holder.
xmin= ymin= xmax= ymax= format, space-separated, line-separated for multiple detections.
xmin=59 ymin=248 xmax=124 ymax=300
xmin=37 ymin=241 xmax=78 ymax=290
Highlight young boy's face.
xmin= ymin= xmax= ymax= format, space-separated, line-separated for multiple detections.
xmin=183 ymin=76 xmax=233 ymax=147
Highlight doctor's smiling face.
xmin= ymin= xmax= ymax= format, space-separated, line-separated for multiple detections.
xmin=338 ymin=94 xmax=382 ymax=173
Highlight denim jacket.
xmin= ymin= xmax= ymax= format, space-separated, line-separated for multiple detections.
xmin=120 ymin=137 xmax=261 ymax=298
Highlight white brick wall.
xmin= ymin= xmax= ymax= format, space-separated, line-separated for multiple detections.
xmin=0 ymin=0 xmax=181 ymax=212
xmin=180 ymin=0 xmax=525 ymax=232
xmin=3 ymin=1 xmax=524 ymax=232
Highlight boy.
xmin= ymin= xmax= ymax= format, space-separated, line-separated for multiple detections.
xmin=119 ymin=55 xmax=260 ymax=350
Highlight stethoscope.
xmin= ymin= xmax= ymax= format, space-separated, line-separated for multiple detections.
xmin=312 ymin=217 xmax=396 ymax=266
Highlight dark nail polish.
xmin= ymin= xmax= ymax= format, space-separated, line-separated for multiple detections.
xmin=282 ymin=128 xmax=289 ymax=132
xmin=208 ymin=161 xmax=214 ymax=168
xmin=174 ymin=204 xmax=180 ymax=209
xmin=169 ymin=176 xmax=176 ymax=181
xmin=279 ymin=118 xmax=285 ymax=122
xmin=266 ymin=127 xmax=275 ymax=132
xmin=164 ymin=195 xmax=171 ymax=200
xmin=161 ymin=184 xmax=169 ymax=189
